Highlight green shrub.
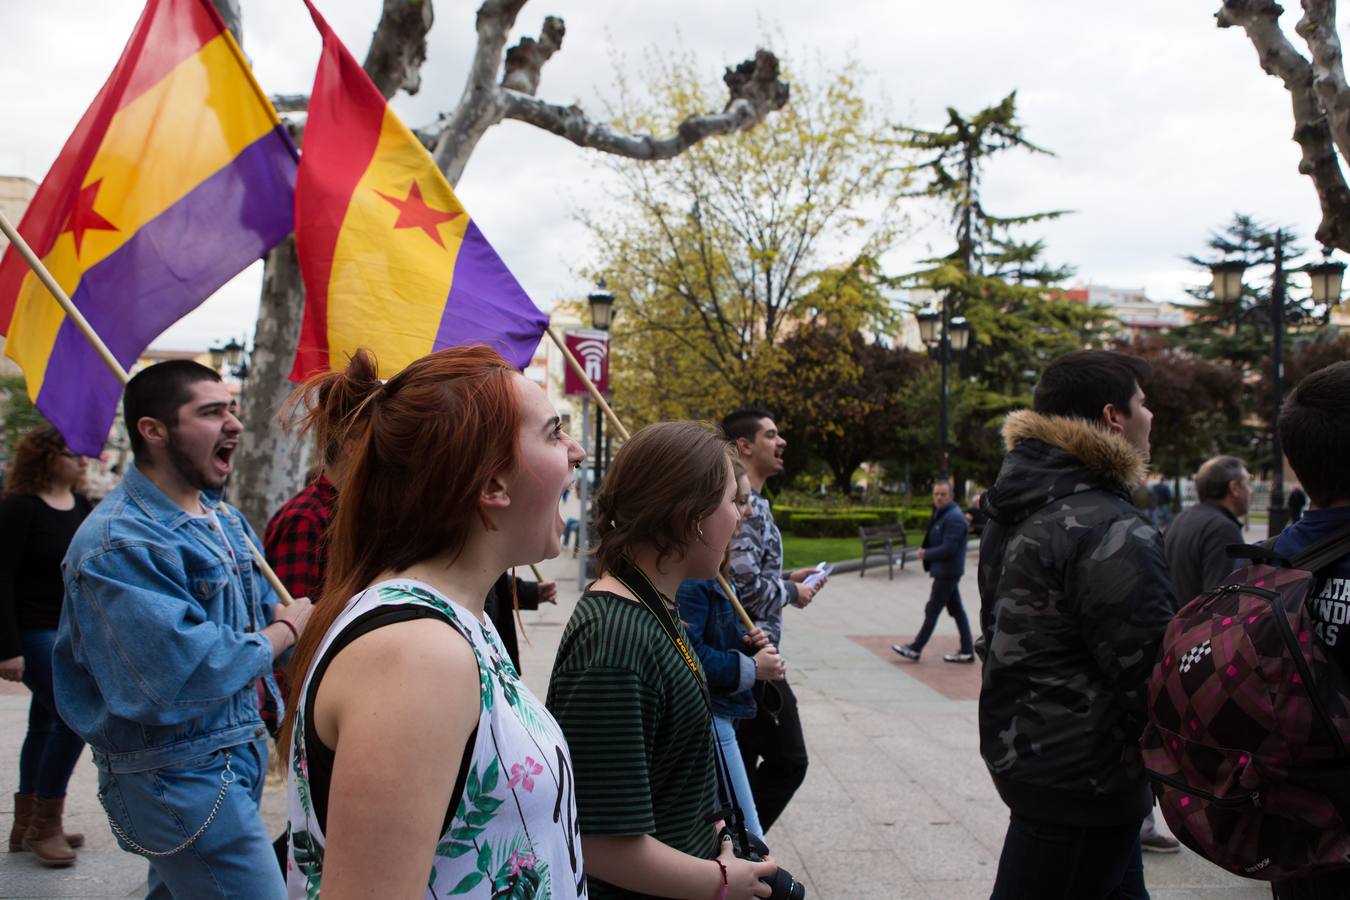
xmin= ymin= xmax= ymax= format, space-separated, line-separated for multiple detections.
xmin=788 ymin=512 xmax=881 ymax=538
xmin=903 ymin=510 xmax=932 ymax=531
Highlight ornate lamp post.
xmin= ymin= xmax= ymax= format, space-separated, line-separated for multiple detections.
xmin=208 ymin=338 xmax=249 ymax=380
xmin=916 ymin=303 xmax=970 ymax=479
xmin=587 ymin=280 xmax=616 ymax=489
xmin=1208 ymin=236 xmax=1343 ymax=536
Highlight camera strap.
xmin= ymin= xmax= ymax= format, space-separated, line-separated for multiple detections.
xmin=608 ymin=558 xmax=753 ymax=846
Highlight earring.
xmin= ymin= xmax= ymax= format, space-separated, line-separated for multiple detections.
xmin=697 ymin=523 xmax=704 ymax=539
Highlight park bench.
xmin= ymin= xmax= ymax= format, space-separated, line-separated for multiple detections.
xmin=858 ymin=523 xmax=907 ymax=580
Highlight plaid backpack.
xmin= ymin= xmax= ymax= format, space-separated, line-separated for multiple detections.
xmin=1142 ymin=522 xmax=1350 ymax=881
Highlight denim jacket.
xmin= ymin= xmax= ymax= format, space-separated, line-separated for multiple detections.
xmin=53 ymin=465 xmax=279 ymax=774
xmin=675 ymin=578 xmax=756 ymax=719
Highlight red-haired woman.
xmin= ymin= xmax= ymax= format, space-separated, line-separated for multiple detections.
xmin=0 ymin=426 xmax=91 ymax=866
xmin=547 ymin=422 xmax=779 ymax=899
xmin=281 ymin=347 xmax=587 ymax=900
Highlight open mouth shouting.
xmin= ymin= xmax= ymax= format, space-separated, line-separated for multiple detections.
xmin=213 ymin=440 xmax=238 ymax=477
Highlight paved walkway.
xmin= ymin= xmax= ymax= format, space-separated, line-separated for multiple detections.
xmin=1 ymin=543 xmax=1270 ymax=899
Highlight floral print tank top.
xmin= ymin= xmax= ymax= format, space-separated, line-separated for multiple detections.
xmin=286 ymin=579 xmax=586 ymax=899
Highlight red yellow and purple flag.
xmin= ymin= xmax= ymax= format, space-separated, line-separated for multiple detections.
xmin=290 ymin=1 xmax=548 ymax=381
xmin=0 ymin=0 xmax=297 ymax=456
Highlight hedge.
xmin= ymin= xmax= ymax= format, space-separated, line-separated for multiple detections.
xmin=777 ymin=505 xmax=933 ymax=535
xmin=787 ymin=512 xmax=882 ymax=538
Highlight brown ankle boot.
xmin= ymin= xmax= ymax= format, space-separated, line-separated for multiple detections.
xmin=9 ymin=793 xmax=82 ymax=851
xmin=22 ymin=796 xmax=76 ymax=867
xmin=8 ymin=793 xmax=33 ymax=851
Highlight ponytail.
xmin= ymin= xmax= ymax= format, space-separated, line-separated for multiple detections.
xmin=281 ymin=348 xmax=383 ymax=470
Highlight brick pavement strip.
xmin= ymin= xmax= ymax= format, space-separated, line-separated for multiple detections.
xmin=1 ymin=547 xmax=1271 ymax=899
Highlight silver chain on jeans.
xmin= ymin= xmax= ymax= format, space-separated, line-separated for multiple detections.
xmin=99 ymin=751 xmax=236 ymax=857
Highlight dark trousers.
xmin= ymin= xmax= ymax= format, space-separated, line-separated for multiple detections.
xmin=912 ymin=576 xmax=973 ymax=654
xmin=737 ymin=678 xmax=808 ymax=833
xmin=991 ymin=814 xmax=1148 ymax=900
xmin=18 ymin=628 xmax=86 ymax=799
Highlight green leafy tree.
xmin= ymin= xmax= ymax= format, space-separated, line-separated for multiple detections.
xmin=771 ymin=325 xmax=929 ymax=493
xmin=891 ymin=92 xmax=1105 ymax=485
xmin=585 ymin=58 xmax=905 ymax=426
xmin=1179 ymin=214 xmax=1343 ymax=472
xmin=1115 ymin=335 xmax=1245 ymax=482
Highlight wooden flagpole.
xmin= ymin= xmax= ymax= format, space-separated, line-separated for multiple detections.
xmin=544 ymin=326 xmax=756 ymax=631
xmin=0 ymin=210 xmax=295 ymax=606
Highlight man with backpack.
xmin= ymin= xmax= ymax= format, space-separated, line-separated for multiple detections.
xmin=1269 ymin=361 xmax=1350 ymax=898
xmin=978 ymin=350 xmax=1176 ymax=899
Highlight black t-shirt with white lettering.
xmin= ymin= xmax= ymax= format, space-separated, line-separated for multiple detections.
xmin=1272 ymin=506 xmax=1350 ymax=673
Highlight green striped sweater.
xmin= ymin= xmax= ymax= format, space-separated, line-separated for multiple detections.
xmin=547 ymin=591 xmax=719 ymax=899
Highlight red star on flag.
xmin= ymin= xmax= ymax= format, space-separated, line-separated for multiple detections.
xmin=62 ymin=179 xmax=119 ymax=256
xmin=376 ymin=180 xmax=461 ymax=248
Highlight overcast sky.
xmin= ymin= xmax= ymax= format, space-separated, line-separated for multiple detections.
xmin=0 ymin=0 xmax=1328 ymax=351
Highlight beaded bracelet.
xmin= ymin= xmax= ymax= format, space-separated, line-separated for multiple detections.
xmin=713 ymin=857 xmax=728 ymax=900
xmin=276 ymin=618 xmax=299 ymax=646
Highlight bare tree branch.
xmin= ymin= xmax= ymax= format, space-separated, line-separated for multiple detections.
xmin=500 ymin=51 xmax=789 ymax=161
xmin=1219 ymin=0 xmax=1350 ymax=250
xmin=271 ymin=94 xmax=310 ymax=113
xmin=1296 ymin=0 xmax=1350 ymax=165
xmin=502 ymin=16 xmax=564 ymax=94
xmin=430 ymin=0 xmax=529 ymax=181
xmin=363 ymin=0 xmax=436 ymax=99
xmin=210 ymin=0 xmax=242 ymax=44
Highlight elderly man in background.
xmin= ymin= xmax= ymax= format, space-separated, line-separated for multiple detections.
xmin=1163 ymin=455 xmax=1251 ymax=604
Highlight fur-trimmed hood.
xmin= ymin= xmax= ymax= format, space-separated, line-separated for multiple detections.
xmin=1002 ymin=410 xmax=1147 ymax=486
xmin=984 ymin=410 xmax=1147 ymax=528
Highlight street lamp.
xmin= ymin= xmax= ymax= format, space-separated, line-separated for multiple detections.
xmin=1306 ymin=258 xmax=1346 ymax=308
xmin=1210 ymin=260 xmax=1248 ymax=304
xmin=1208 ymin=233 xmax=1312 ymax=537
xmin=587 ymin=278 xmax=615 ymax=331
xmin=587 ymin=280 xmax=617 ymax=494
xmin=209 ymin=338 xmax=249 ymax=380
xmin=916 ymin=300 xmax=970 ymax=479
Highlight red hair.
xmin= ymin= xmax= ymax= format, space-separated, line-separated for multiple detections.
xmin=279 ymin=345 xmax=521 ymax=755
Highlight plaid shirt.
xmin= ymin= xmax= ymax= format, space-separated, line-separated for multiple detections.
xmin=263 ymin=476 xmax=336 ymax=604
xmin=259 ymin=476 xmax=336 ymax=734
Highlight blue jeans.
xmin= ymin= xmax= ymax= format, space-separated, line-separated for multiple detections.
xmin=912 ymin=577 xmax=973 ymax=654
xmin=18 ymin=628 xmax=86 ymax=799
xmin=713 ymin=715 xmax=763 ymax=839
xmin=991 ymin=813 xmax=1149 ymax=900
xmin=97 ymin=738 xmax=284 ymax=900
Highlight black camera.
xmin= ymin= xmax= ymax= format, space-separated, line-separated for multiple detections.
xmin=719 ymin=827 xmax=805 ymax=900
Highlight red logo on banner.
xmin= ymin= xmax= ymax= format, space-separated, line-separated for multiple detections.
xmin=564 ymin=329 xmax=609 ymax=396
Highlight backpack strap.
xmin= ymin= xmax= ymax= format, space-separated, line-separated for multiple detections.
xmin=1225 ymin=534 xmax=1283 ymax=564
xmin=1290 ymin=521 xmax=1350 ymax=574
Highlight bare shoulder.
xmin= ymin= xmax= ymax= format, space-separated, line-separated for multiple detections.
xmin=314 ymin=617 xmax=480 ymax=747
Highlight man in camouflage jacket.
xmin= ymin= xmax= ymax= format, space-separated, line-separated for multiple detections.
xmin=977 ymin=350 xmax=1176 ymax=899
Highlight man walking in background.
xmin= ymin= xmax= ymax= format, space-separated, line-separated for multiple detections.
xmin=892 ymin=479 xmax=974 ymax=663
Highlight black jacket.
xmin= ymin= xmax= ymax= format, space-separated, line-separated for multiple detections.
xmin=1162 ymin=501 xmax=1243 ymax=604
xmin=484 ymin=573 xmax=540 ymax=672
xmin=977 ymin=411 xmax=1176 ymax=826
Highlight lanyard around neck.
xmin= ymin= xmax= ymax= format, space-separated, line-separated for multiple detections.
xmin=608 ymin=557 xmax=706 ymax=692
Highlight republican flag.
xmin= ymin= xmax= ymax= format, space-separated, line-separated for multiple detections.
xmin=290 ymin=1 xmax=548 ymax=381
xmin=0 ymin=0 xmax=297 ymax=457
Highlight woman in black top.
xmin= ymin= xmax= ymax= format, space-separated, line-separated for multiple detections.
xmin=0 ymin=426 xmax=92 ymax=865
